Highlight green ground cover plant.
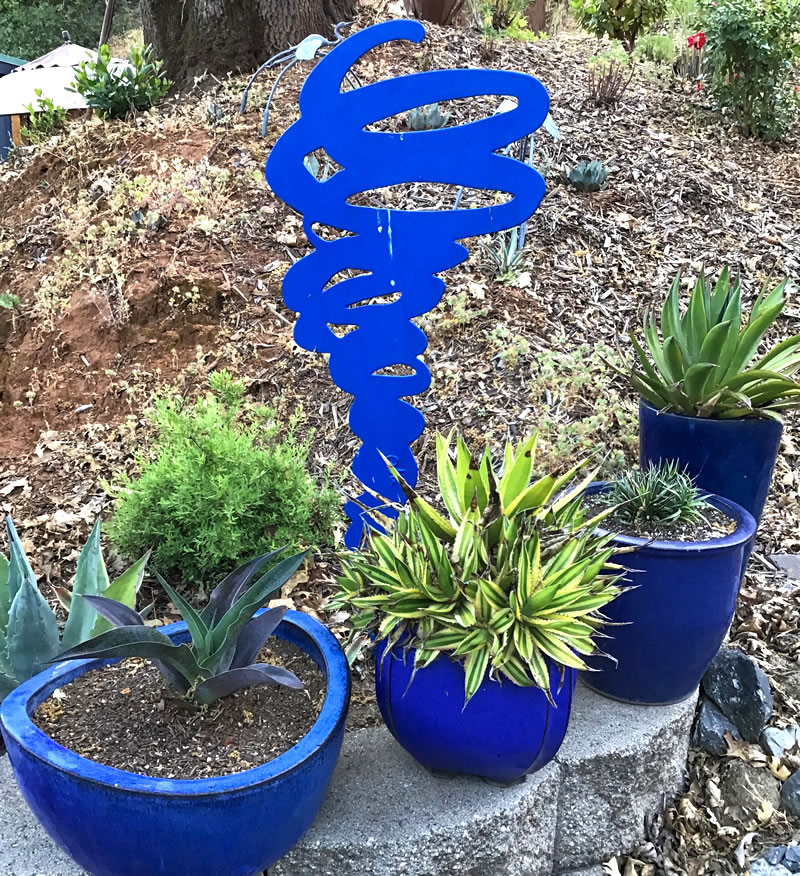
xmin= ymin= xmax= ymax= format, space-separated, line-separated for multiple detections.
xmin=106 ymin=372 xmax=339 ymax=589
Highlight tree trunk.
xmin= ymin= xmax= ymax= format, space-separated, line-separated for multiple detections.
xmin=140 ymin=0 xmax=354 ymax=85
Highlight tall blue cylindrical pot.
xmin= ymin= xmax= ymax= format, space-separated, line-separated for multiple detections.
xmin=582 ymin=483 xmax=756 ymax=705
xmin=0 ymin=611 xmax=350 ymax=876
xmin=375 ymin=641 xmax=575 ymax=784
xmin=639 ymin=398 xmax=783 ymax=522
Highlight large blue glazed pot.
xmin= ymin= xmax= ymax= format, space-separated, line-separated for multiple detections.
xmin=0 ymin=610 xmax=350 ymax=876
xmin=375 ymin=640 xmax=575 ymax=784
xmin=639 ymin=398 xmax=783 ymax=523
xmin=582 ymin=483 xmax=756 ymax=705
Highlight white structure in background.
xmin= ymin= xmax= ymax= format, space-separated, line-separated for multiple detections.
xmin=0 ymin=32 xmax=126 ymax=153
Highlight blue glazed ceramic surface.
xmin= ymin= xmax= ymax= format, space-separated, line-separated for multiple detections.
xmin=639 ymin=398 xmax=782 ymax=523
xmin=0 ymin=610 xmax=350 ymax=876
xmin=375 ymin=641 xmax=575 ymax=783
xmin=583 ymin=483 xmax=756 ymax=705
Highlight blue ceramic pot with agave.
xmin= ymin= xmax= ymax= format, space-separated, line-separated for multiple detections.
xmin=619 ymin=269 xmax=800 ymax=522
xmin=1 ymin=551 xmax=350 ymax=876
xmin=582 ymin=469 xmax=756 ymax=705
xmin=333 ymin=431 xmax=626 ymax=783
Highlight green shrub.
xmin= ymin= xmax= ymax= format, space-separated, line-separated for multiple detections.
xmin=106 ymin=372 xmax=340 ymax=588
xmin=701 ymin=0 xmax=800 ymax=139
xmin=635 ymin=33 xmax=677 ymax=64
xmin=20 ymin=88 xmax=67 ymax=145
xmin=71 ymin=44 xmax=171 ymax=120
xmin=571 ymin=0 xmax=668 ymax=51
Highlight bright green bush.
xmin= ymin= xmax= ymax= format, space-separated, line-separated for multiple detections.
xmin=701 ymin=0 xmax=800 ymax=139
xmin=71 ymin=44 xmax=171 ymax=120
xmin=635 ymin=33 xmax=677 ymax=64
xmin=106 ymin=372 xmax=340 ymax=588
xmin=571 ymin=0 xmax=668 ymax=51
xmin=21 ymin=88 xmax=67 ymax=144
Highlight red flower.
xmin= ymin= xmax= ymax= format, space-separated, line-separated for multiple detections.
xmin=697 ymin=80 xmax=703 ymax=91
xmin=688 ymin=31 xmax=706 ymax=49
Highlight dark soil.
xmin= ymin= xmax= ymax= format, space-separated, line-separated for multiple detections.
xmin=34 ymin=639 xmax=325 ymax=779
xmin=585 ymin=497 xmax=738 ymax=542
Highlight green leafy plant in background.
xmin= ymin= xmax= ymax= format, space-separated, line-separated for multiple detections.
xmin=700 ymin=0 xmax=800 ymax=139
xmin=635 ymin=33 xmax=677 ymax=65
xmin=0 ymin=516 xmax=147 ymax=703
xmin=55 ymin=549 xmax=307 ymax=707
xmin=71 ymin=44 xmax=171 ymax=120
xmin=20 ymin=88 xmax=67 ymax=145
xmin=619 ymin=269 xmax=800 ymax=420
xmin=406 ymin=103 xmax=451 ymax=130
xmin=106 ymin=371 xmax=339 ymax=588
xmin=0 ymin=292 xmax=21 ymax=309
xmin=332 ymin=432 xmax=626 ymax=704
xmin=568 ymin=159 xmax=609 ymax=191
xmin=599 ymin=461 xmax=710 ymax=526
xmin=473 ymin=0 xmax=543 ymax=39
xmin=571 ymin=0 xmax=667 ymax=51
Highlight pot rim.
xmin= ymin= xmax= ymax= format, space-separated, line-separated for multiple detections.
xmin=587 ymin=481 xmax=756 ymax=553
xmin=638 ymin=397 xmax=784 ymax=428
xmin=0 ymin=609 xmax=350 ymax=797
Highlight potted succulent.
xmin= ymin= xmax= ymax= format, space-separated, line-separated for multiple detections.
xmin=332 ymin=432 xmax=626 ymax=785
xmin=619 ymin=269 xmax=800 ymax=521
xmin=1 ymin=516 xmax=148 ymax=710
xmin=583 ymin=462 xmax=756 ymax=705
xmin=1 ymin=549 xmax=350 ymax=876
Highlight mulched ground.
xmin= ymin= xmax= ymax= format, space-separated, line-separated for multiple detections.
xmin=34 ymin=639 xmax=325 ymax=778
xmin=0 ymin=6 xmax=799 ymax=872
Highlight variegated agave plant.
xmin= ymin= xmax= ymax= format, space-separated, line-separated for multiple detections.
xmin=332 ymin=432 xmax=626 ymax=704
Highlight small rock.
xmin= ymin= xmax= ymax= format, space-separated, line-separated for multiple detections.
xmin=784 ymin=846 xmax=800 ymax=872
xmin=692 ymin=699 xmax=741 ymax=755
xmin=781 ymin=770 xmax=800 ymax=816
xmin=702 ymin=648 xmax=773 ymax=742
xmin=762 ymin=726 xmax=800 ymax=758
xmin=771 ymin=554 xmax=800 ymax=581
xmin=750 ymin=861 xmax=791 ymax=876
xmin=764 ymin=847 xmax=788 ymax=865
xmin=717 ymin=759 xmax=780 ymax=827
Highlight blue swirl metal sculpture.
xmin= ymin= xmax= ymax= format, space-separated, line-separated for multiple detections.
xmin=266 ymin=20 xmax=550 ymax=547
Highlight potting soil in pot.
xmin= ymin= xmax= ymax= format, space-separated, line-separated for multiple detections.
xmin=583 ymin=498 xmax=737 ymax=542
xmin=33 ymin=639 xmax=325 ymax=778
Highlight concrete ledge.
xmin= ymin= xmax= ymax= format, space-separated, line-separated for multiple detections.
xmin=0 ymin=683 xmax=696 ymax=876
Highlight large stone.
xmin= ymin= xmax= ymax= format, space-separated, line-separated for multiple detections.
xmin=771 ymin=555 xmax=800 ymax=581
xmin=750 ymin=860 xmax=791 ymax=876
xmin=272 ymin=726 xmax=561 ymax=876
xmin=764 ymin=847 xmax=789 ymax=865
xmin=717 ymin=760 xmax=780 ymax=827
xmin=692 ymin=699 xmax=740 ymax=756
xmin=782 ymin=771 xmax=800 ymax=817
xmin=1 ymin=684 xmax=697 ymax=876
xmin=553 ymin=685 xmax=696 ymax=871
xmin=702 ymin=648 xmax=773 ymax=742
xmin=784 ymin=846 xmax=800 ymax=873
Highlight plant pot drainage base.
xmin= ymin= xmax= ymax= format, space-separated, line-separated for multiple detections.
xmin=1 ymin=683 xmax=696 ymax=876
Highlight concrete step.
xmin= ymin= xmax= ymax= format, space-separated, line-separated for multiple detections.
xmin=0 ymin=682 xmax=696 ymax=876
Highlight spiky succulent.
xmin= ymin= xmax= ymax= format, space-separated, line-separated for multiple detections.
xmin=332 ymin=432 xmax=626 ymax=704
xmin=622 ymin=269 xmax=800 ymax=420
xmin=600 ymin=461 xmax=710 ymax=527
xmin=568 ymin=160 xmax=609 ymax=192
xmin=54 ymin=549 xmax=307 ymax=706
xmin=406 ymin=103 xmax=450 ymax=130
xmin=0 ymin=516 xmax=148 ymax=703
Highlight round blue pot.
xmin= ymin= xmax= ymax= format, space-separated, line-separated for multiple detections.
xmin=639 ymin=398 xmax=783 ymax=523
xmin=375 ymin=641 xmax=575 ymax=784
xmin=0 ymin=610 xmax=350 ymax=876
xmin=582 ymin=483 xmax=756 ymax=705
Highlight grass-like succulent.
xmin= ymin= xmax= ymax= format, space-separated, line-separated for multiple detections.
xmin=0 ymin=517 xmax=148 ymax=703
xmin=54 ymin=549 xmax=307 ymax=707
xmin=599 ymin=461 xmax=710 ymax=527
xmin=332 ymin=432 xmax=626 ymax=704
xmin=621 ymin=269 xmax=800 ymax=420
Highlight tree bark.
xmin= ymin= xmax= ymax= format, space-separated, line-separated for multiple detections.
xmin=140 ymin=0 xmax=354 ymax=85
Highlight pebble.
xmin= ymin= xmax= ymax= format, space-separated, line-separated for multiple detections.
xmin=762 ymin=725 xmax=800 ymax=758
xmin=692 ymin=699 xmax=740 ymax=756
xmin=701 ymin=648 xmax=772 ymax=742
xmin=750 ymin=861 xmax=791 ymax=876
xmin=764 ymin=847 xmax=788 ymax=865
